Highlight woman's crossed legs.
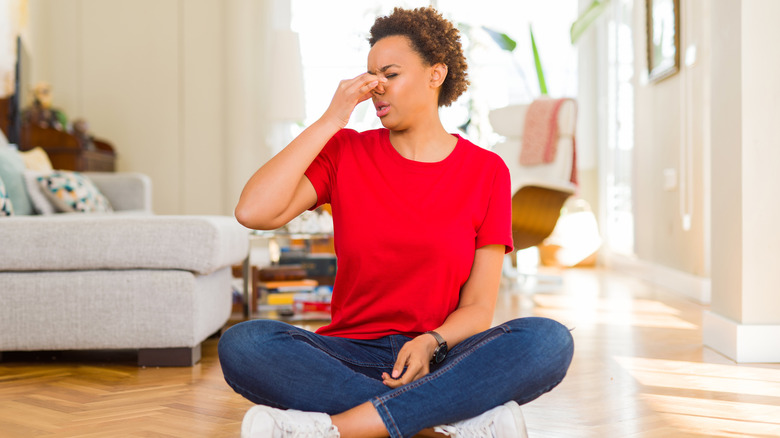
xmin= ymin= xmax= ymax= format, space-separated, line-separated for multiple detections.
xmin=218 ymin=317 xmax=573 ymax=438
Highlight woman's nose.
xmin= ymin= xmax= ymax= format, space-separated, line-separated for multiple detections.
xmin=373 ymin=82 xmax=385 ymax=95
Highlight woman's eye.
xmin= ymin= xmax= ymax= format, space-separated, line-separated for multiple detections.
xmin=385 ymin=73 xmax=398 ymax=79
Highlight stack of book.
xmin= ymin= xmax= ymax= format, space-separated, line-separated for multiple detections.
xmin=256 ymin=265 xmax=332 ymax=321
xmin=257 ymin=265 xmax=311 ymax=308
xmin=261 ymin=279 xmax=318 ymax=306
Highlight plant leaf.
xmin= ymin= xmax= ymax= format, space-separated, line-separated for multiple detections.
xmin=570 ymin=0 xmax=611 ymax=44
xmin=530 ymin=25 xmax=547 ymax=95
xmin=482 ymin=26 xmax=517 ymax=52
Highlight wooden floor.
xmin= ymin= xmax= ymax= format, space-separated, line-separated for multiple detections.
xmin=2 ymin=267 xmax=780 ymax=437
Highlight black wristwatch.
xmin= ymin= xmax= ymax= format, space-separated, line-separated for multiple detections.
xmin=425 ymin=331 xmax=448 ymax=364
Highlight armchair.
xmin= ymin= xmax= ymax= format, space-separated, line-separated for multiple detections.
xmin=489 ymin=99 xmax=577 ymax=285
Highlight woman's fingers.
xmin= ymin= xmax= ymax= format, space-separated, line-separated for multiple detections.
xmin=347 ymin=72 xmax=385 ymax=102
xmin=357 ymin=80 xmax=380 ymax=103
xmin=341 ymin=73 xmax=380 ymax=100
xmin=390 ymin=348 xmax=410 ymax=379
xmin=382 ymin=361 xmax=429 ymax=388
xmin=324 ymin=73 xmax=383 ymax=128
xmin=382 ymin=342 xmax=431 ymax=388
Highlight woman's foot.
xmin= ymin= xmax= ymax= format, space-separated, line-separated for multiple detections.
xmin=433 ymin=401 xmax=528 ymax=438
xmin=242 ymin=405 xmax=341 ymax=438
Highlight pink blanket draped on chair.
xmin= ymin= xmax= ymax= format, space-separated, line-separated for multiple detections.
xmin=520 ymin=97 xmax=578 ymax=185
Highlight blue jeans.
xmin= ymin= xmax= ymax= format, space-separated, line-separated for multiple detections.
xmin=218 ymin=317 xmax=573 ymax=438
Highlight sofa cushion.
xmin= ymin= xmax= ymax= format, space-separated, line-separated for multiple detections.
xmin=0 ymin=176 xmax=13 ymax=216
xmin=0 ymin=145 xmax=34 ymax=215
xmin=0 ymin=214 xmax=249 ymax=275
xmin=38 ymin=170 xmax=114 ymax=213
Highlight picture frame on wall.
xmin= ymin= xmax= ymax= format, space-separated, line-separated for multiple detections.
xmin=646 ymin=0 xmax=680 ymax=83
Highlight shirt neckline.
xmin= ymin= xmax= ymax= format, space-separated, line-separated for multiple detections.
xmin=380 ymin=129 xmax=464 ymax=171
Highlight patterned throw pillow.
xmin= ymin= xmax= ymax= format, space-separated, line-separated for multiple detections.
xmin=37 ymin=171 xmax=113 ymax=213
xmin=0 ymin=176 xmax=14 ymax=216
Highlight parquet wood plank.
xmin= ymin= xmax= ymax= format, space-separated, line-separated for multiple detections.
xmin=0 ymin=420 xmax=51 ymax=437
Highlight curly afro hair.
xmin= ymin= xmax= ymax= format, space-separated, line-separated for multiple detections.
xmin=369 ymin=6 xmax=469 ymax=107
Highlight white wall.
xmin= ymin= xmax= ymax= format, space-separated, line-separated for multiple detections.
xmin=25 ymin=0 xmax=276 ymax=216
xmin=630 ymin=0 xmax=710 ymax=278
xmin=739 ymin=0 xmax=780 ymax=325
xmin=704 ymin=0 xmax=780 ymax=363
xmin=708 ymin=0 xmax=742 ymax=322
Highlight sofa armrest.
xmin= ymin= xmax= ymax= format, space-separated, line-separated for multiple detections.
xmin=85 ymin=172 xmax=152 ymax=213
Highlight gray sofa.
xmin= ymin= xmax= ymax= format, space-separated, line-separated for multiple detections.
xmin=0 ymin=172 xmax=248 ymax=366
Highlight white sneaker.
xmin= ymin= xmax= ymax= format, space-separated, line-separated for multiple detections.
xmin=433 ymin=401 xmax=528 ymax=438
xmin=241 ymin=405 xmax=341 ymax=438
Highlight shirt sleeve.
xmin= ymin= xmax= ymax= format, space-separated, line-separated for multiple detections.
xmin=304 ymin=129 xmax=347 ymax=210
xmin=475 ymin=160 xmax=514 ymax=254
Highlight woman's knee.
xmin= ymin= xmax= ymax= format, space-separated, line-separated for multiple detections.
xmin=218 ymin=319 xmax=290 ymax=368
xmin=504 ymin=317 xmax=574 ymax=366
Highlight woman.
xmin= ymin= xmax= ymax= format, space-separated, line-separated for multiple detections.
xmin=219 ymin=7 xmax=573 ymax=438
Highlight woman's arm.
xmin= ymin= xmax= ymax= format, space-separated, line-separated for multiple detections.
xmin=234 ymin=73 xmax=383 ymax=230
xmin=382 ymin=244 xmax=505 ymax=387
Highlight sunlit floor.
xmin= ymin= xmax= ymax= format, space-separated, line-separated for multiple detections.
xmin=1 ymin=267 xmax=779 ymax=437
xmin=500 ymin=267 xmax=780 ymax=437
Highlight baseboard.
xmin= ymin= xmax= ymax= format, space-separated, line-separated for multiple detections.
xmin=703 ymin=311 xmax=780 ymax=363
xmin=603 ymin=251 xmax=711 ymax=304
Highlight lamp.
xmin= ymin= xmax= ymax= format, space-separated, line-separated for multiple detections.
xmin=267 ymin=28 xmax=306 ymax=156
xmin=269 ymin=29 xmax=305 ymax=122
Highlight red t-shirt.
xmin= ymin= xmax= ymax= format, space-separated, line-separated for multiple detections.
xmin=305 ymin=128 xmax=513 ymax=339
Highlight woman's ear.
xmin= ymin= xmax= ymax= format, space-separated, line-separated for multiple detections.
xmin=430 ymin=63 xmax=448 ymax=89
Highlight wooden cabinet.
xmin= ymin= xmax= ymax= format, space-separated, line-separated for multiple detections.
xmin=19 ymin=124 xmax=116 ymax=172
xmin=1 ymin=96 xmax=116 ymax=172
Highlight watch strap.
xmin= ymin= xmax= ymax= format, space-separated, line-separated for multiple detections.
xmin=424 ymin=330 xmax=445 ymax=346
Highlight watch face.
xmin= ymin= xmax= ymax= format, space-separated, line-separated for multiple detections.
xmin=434 ymin=345 xmax=448 ymax=364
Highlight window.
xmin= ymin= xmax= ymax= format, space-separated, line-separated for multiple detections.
xmin=603 ymin=0 xmax=635 ymax=255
